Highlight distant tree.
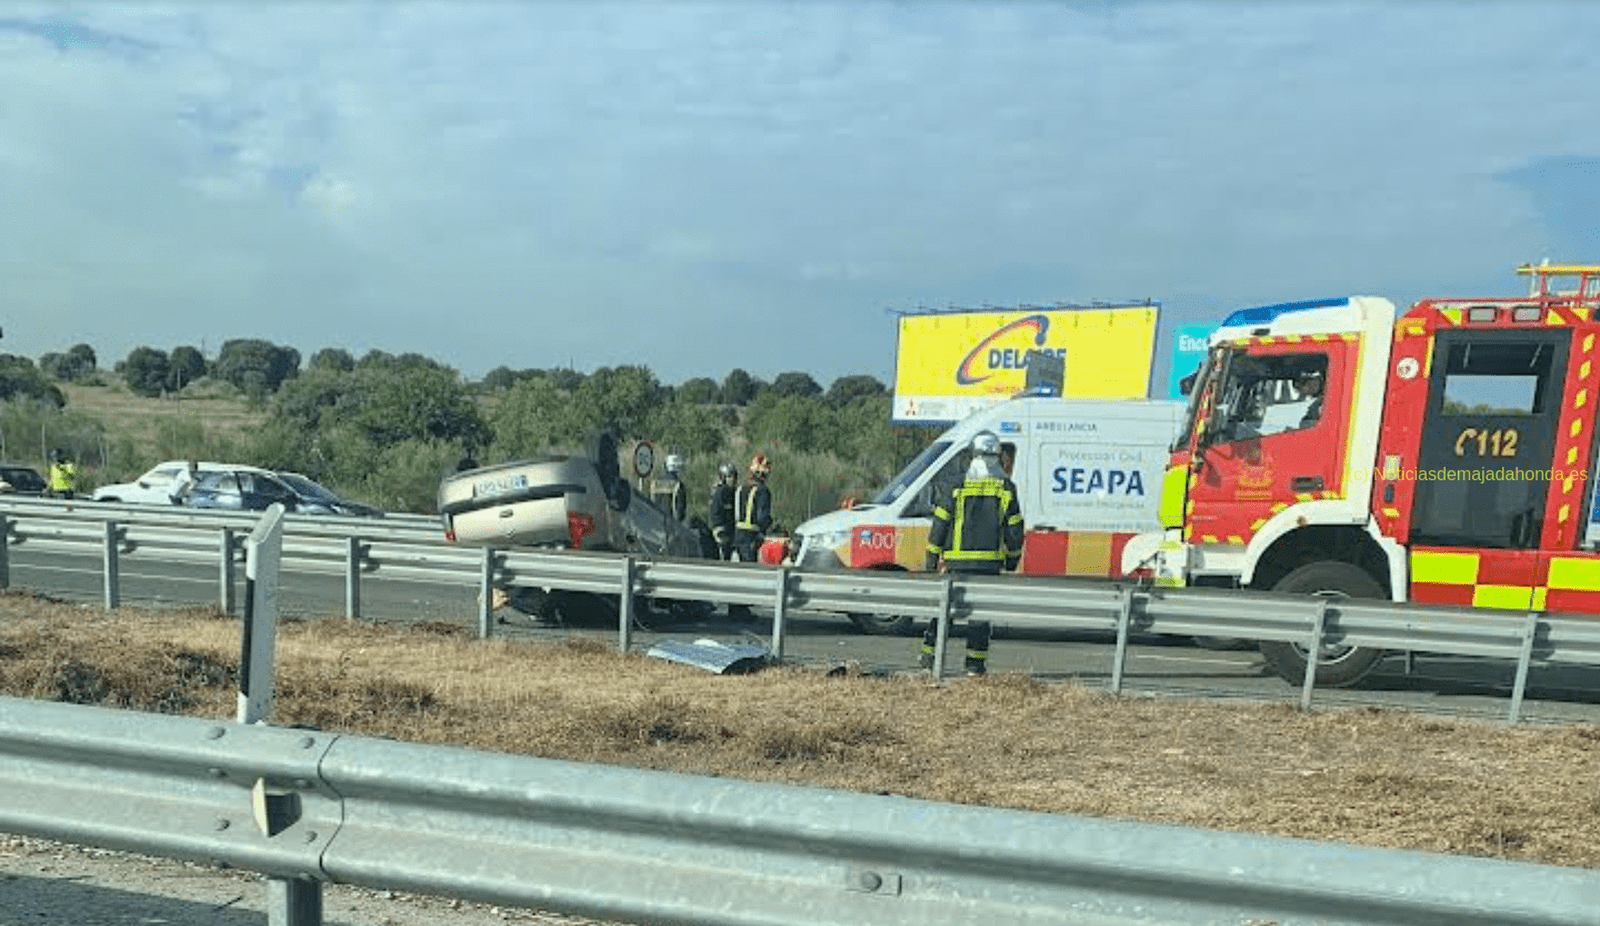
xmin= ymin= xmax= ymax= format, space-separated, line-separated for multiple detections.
xmin=835 ymin=395 xmax=923 ymax=474
xmin=38 ymin=352 xmax=69 ymax=381
xmin=653 ymin=401 xmax=726 ymax=457
xmin=720 ymin=368 xmax=758 ymax=406
xmin=825 ymin=374 xmax=887 ymax=407
xmin=393 ymin=352 xmax=445 ymax=371
xmin=356 ymin=349 xmax=394 ymax=369
xmin=123 ymin=347 xmax=171 ymax=398
xmin=213 ymin=339 xmax=300 ymax=395
xmin=42 ymin=346 xmax=98 ymax=382
xmin=273 ymin=363 xmax=489 ymax=449
xmin=579 ymin=365 xmax=664 ymax=438
xmin=308 ymin=347 xmax=355 ymax=373
xmin=676 ymin=376 xmax=719 ymax=405
xmin=771 ymin=371 xmax=823 ymax=400
xmin=742 ymin=393 xmax=836 ymax=455
xmin=0 ymin=353 xmax=63 ymax=405
xmin=481 ymin=366 xmax=519 ymax=391
xmin=167 ymin=345 xmax=207 ymax=390
xmin=546 ymin=367 xmax=584 ymax=392
xmin=352 ymin=365 xmax=488 ymax=446
xmin=488 ymin=377 xmax=576 ymax=457
xmin=67 ymin=343 xmax=96 ymax=373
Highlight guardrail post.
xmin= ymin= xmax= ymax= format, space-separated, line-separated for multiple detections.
xmin=1508 ymin=611 xmax=1540 ymax=725
xmin=477 ymin=548 xmax=497 ymax=640
xmin=930 ymin=574 xmax=953 ymax=681
xmin=771 ymin=565 xmax=790 ymax=659
xmin=219 ymin=528 xmax=236 ymax=616
xmin=618 ymin=556 xmax=635 ymax=653
xmin=0 ymin=513 xmax=10 ymax=589
xmin=238 ymin=505 xmax=322 ymax=925
xmin=1110 ymin=587 xmax=1135 ymax=694
xmin=345 ymin=537 xmax=362 ymax=621
xmin=267 ymin=879 xmax=322 ymax=926
xmin=1299 ymin=599 xmax=1328 ymax=711
xmin=102 ymin=521 xmax=120 ymax=611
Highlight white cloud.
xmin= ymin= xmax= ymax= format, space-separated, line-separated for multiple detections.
xmin=1 ymin=2 xmax=1598 ymax=386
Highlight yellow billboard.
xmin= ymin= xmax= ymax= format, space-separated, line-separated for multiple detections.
xmin=892 ymin=305 xmax=1159 ymax=423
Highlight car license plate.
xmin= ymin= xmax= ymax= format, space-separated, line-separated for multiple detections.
xmin=472 ymin=473 xmax=528 ymax=500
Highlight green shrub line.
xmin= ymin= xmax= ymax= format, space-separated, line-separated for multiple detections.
xmin=20 ymin=351 xmax=926 ymax=526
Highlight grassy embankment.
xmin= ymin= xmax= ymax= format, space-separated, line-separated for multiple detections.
xmin=0 ymin=594 xmax=1596 ymax=871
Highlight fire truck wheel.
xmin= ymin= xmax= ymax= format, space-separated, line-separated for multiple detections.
xmin=847 ymin=612 xmax=917 ymax=636
xmin=1258 ymin=561 xmax=1386 ymax=688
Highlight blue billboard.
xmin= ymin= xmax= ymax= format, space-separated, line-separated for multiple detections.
xmin=1167 ymin=323 xmax=1213 ymax=399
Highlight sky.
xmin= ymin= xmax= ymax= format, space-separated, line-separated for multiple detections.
xmin=3 ymin=0 xmax=1599 ymax=395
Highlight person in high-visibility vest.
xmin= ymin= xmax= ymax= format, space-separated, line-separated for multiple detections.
xmin=921 ymin=431 xmax=1024 ymax=676
xmin=728 ymin=453 xmax=773 ymax=620
xmin=651 ymin=453 xmax=688 ymax=522
xmin=708 ymin=462 xmax=739 ymax=560
xmin=46 ymin=448 xmax=80 ymax=500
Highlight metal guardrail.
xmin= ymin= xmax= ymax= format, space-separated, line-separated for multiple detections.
xmin=5 ymin=498 xmax=1600 ymax=720
xmin=2 ymin=695 xmax=1597 ymax=926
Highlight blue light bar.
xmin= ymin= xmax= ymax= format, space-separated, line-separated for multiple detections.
xmin=1219 ymin=297 xmax=1350 ymax=328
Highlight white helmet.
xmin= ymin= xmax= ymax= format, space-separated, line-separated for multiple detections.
xmin=665 ymin=453 xmax=684 ymax=474
xmin=967 ymin=430 xmax=1005 ymax=479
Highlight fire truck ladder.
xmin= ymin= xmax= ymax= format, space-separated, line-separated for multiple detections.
xmin=1515 ymin=260 xmax=1600 ymax=303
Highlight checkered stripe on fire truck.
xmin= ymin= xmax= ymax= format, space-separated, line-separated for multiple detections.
xmin=1409 ymin=548 xmax=1600 ymax=612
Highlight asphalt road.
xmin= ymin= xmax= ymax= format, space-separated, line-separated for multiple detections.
xmin=10 ymin=546 xmax=1600 ymax=725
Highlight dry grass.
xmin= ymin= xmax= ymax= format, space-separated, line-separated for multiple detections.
xmin=2 ymin=590 xmax=1597 ymax=870
xmin=64 ymin=381 xmax=267 ymax=459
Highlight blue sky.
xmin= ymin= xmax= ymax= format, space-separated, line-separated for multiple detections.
xmin=3 ymin=1 xmax=1598 ymax=394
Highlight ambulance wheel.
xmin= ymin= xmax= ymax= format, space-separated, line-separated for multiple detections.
xmin=1258 ymin=561 xmax=1386 ymax=688
xmin=847 ymin=612 xmax=917 ymax=636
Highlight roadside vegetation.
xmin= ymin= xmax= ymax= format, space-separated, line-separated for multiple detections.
xmin=5 ymin=340 xmax=923 ymax=524
xmin=0 ymin=592 xmax=1597 ymax=871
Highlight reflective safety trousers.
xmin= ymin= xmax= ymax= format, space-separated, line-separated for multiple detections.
xmin=925 ymin=476 xmax=1023 ymax=573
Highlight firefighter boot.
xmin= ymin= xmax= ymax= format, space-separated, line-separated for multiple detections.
xmin=964 ymin=620 xmax=991 ymax=676
xmin=919 ymin=625 xmax=937 ymax=671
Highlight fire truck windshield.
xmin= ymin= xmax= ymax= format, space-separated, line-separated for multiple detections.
xmin=1171 ymin=350 xmax=1217 ymax=452
xmin=1207 ymin=352 xmax=1330 ymax=444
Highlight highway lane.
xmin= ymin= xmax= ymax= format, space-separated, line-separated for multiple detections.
xmin=8 ymin=547 xmax=1600 ymax=725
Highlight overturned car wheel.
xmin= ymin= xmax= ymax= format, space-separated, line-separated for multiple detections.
xmin=847 ymin=611 xmax=917 ymax=636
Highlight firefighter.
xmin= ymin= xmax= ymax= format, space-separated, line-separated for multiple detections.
xmin=709 ymin=462 xmax=739 ymax=561
xmin=1293 ymin=369 xmax=1325 ymax=429
xmin=921 ymin=431 xmax=1024 ymax=676
xmin=729 ymin=454 xmax=773 ymax=620
xmin=46 ymin=448 xmax=79 ymax=500
xmin=652 ymin=453 xmax=688 ymax=521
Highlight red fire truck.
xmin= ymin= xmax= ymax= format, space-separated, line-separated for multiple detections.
xmin=1121 ymin=264 xmax=1600 ymax=686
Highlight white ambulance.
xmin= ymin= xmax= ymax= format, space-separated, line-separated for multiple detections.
xmin=790 ymin=396 xmax=1186 ymax=634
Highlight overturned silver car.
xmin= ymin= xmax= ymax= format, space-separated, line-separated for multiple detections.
xmin=438 ymin=432 xmax=714 ymax=623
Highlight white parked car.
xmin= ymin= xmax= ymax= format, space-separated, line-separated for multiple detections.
xmin=92 ymin=460 xmax=271 ymax=506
